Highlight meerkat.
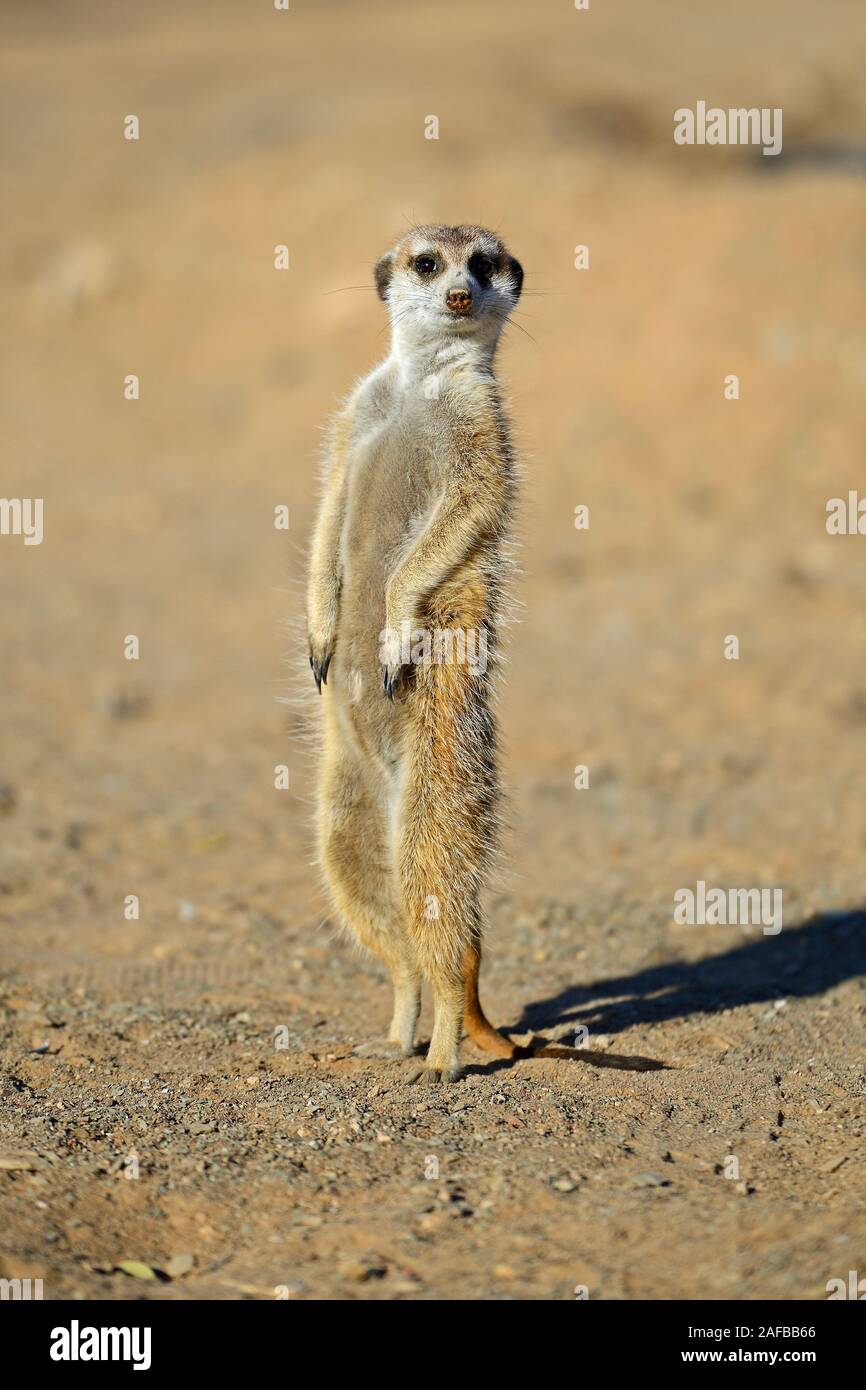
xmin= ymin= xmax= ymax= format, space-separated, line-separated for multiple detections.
xmin=307 ymin=224 xmax=556 ymax=1084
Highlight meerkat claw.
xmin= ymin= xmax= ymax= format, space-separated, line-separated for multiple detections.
xmin=309 ymin=650 xmax=332 ymax=693
xmin=382 ymin=666 xmax=402 ymax=700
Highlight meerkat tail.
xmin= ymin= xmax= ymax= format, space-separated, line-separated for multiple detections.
xmin=462 ymin=941 xmax=587 ymax=1060
xmin=463 ymin=942 xmax=668 ymax=1069
xmin=463 ymin=941 xmax=518 ymax=1059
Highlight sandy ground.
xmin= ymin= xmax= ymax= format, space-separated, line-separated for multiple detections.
xmin=2 ymin=0 xmax=866 ymax=1300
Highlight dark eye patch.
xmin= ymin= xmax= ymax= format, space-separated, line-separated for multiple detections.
xmin=413 ymin=254 xmax=438 ymax=276
xmin=468 ymin=253 xmax=495 ymax=284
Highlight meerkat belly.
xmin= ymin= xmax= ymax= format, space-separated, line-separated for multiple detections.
xmin=334 ymin=425 xmax=441 ymax=758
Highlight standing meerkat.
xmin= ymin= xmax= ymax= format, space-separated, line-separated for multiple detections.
xmin=307 ymin=224 xmax=534 ymax=1083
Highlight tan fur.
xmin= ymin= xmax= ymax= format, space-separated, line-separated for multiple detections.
xmin=307 ymin=225 xmax=525 ymax=1082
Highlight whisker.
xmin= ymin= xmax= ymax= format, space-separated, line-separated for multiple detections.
xmin=323 ymin=285 xmax=376 ymax=295
xmin=502 ymin=317 xmax=539 ymax=347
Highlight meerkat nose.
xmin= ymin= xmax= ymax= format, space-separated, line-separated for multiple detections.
xmin=445 ymin=288 xmax=473 ymax=315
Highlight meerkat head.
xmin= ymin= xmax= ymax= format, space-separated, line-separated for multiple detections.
xmin=374 ymin=224 xmax=523 ymax=357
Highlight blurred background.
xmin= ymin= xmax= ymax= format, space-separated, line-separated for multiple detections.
xmin=2 ymin=0 xmax=866 ymax=1300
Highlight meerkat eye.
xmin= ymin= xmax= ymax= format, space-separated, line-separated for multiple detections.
xmin=413 ymin=255 xmax=438 ymax=276
xmin=468 ymin=253 xmax=494 ymax=283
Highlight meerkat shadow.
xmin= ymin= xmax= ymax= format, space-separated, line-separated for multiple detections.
xmin=508 ymin=909 xmax=866 ymax=1044
xmin=462 ymin=1045 xmax=670 ymax=1078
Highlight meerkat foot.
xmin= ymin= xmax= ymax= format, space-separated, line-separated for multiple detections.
xmin=354 ymin=1038 xmax=413 ymax=1060
xmin=404 ymin=1061 xmax=462 ymax=1086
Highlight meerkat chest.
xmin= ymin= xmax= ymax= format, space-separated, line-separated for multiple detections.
xmin=343 ymin=402 xmax=446 ymax=565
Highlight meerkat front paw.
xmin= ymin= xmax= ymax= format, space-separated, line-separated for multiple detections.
xmin=379 ymin=625 xmax=408 ymax=699
xmin=308 ymin=637 xmax=334 ymax=693
xmin=381 ymin=603 xmax=419 ymax=699
xmin=382 ymin=660 xmax=406 ymax=701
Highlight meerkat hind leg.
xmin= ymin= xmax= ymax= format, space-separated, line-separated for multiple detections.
xmin=405 ymin=975 xmax=463 ymax=1084
xmin=354 ymin=957 xmax=422 ymax=1059
xmin=398 ymin=681 xmax=495 ymax=1085
xmin=320 ymin=742 xmax=421 ymax=1059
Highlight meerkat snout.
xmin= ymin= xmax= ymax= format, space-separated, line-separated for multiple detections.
xmin=445 ymin=287 xmax=473 ymax=315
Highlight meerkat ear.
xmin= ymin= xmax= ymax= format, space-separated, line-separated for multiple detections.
xmin=506 ymin=256 xmax=524 ymax=300
xmin=374 ymin=251 xmax=395 ymax=302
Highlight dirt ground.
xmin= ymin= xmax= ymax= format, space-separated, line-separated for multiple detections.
xmin=2 ymin=0 xmax=866 ymax=1300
